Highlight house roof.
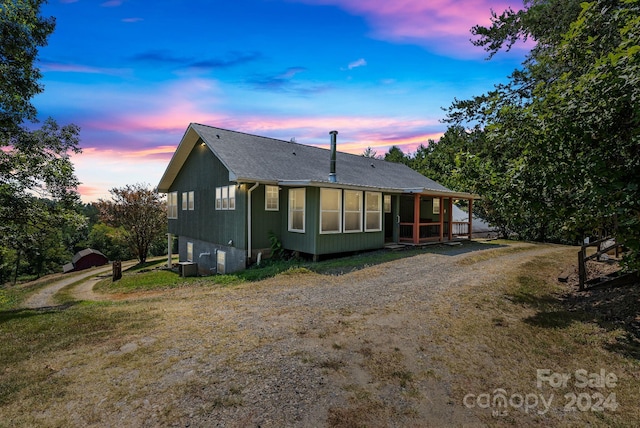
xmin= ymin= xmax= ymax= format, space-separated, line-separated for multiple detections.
xmin=158 ymin=123 xmax=477 ymax=198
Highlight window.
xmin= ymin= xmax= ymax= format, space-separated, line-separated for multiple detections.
xmin=320 ymin=188 xmax=341 ymax=233
xmin=265 ymin=185 xmax=279 ymax=211
xmin=186 ymin=242 xmax=193 ymax=262
xmin=222 ymin=186 xmax=229 ymax=209
xmin=216 ymin=185 xmax=235 ymax=210
xmin=365 ymin=192 xmax=382 ymax=232
xmin=433 ymin=197 xmax=440 ymax=215
xmin=228 ymin=186 xmax=235 ymax=210
xmin=182 ymin=191 xmax=195 ymax=211
xmin=384 ymin=194 xmax=392 ymax=213
xmin=167 ymin=192 xmax=178 ymax=219
xmin=217 ymin=250 xmax=226 ymax=274
xmin=288 ymin=188 xmax=305 ymax=232
xmin=343 ymin=190 xmax=362 ymax=233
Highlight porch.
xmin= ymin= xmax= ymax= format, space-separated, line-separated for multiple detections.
xmin=398 ymin=194 xmax=473 ymax=244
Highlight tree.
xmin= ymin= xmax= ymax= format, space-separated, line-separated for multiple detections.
xmin=87 ymin=222 xmax=134 ymax=262
xmin=0 ymin=1 xmax=85 ymax=282
xmin=0 ymin=120 xmax=84 ymax=283
xmin=445 ymin=0 xmax=640 ymax=268
xmin=96 ymin=184 xmax=167 ymax=264
xmin=384 ymin=145 xmax=409 ymax=164
xmin=362 ymin=146 xmax=380 ymax=159
xmin=1 ymin=0 xmax=55 ymax=135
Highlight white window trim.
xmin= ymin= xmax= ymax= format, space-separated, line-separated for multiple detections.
xmin=188 ymin=191 xmax=195 ymax=210
xmin=216 ymin=185 xmax=236 ymax=211
xmin=319 ymin=188 xmax=342 ymax=234
xmin=365 ymin=191 xmax=382 ymax=232
xmin=215 ymin=187 xmax=222 ymax=210
xmin=229 ymin=186 xmax=236 ymax=210
xmin=343 ymin=190 xmax=363 ymax=233
xmin=167 ymin=192 xmax=178 ymax=219
xmin=182 ymin=192 xmax=188 ymax=210
xmin=265 ymin=185 xmax=279 ymax=211
xmin=288 ymin=188 xmax=306 ymax=233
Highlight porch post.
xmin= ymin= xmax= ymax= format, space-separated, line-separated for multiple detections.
xmin=468 ymin=198 xmax=474 ymax=239
xmin=413 ymin=193 xmax=420 ymax=245
xmin=439 ymin=196 xmax=444 ymax=242
xmin=448 ymin=198 xmax=453 ymax=241
xmin=167 ymin=233 xmax=173 ymax=268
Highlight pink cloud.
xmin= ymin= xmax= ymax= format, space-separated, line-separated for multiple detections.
xmin=122 ymin=17 xmax=143 ymax=23
xmin=295 ymin=0 xmax=522 ymax=56
xmin=40 ymin=61 xmax=129 ymax=76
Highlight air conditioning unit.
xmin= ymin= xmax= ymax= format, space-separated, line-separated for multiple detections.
xmin=180 ymin=262 xmax=197 ymax=277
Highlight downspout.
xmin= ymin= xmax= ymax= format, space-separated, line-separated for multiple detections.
xmin=247 ymin=182 xmax=259 ymax=262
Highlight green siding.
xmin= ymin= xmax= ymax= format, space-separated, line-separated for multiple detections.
xmin=250 ymin=184 xmax=282 ymax=250
xmin=168 ymin=140 xmax=246 ymax=250
xmin=280 ymin=187 xmax=385 ymax=256
xmin=280 ymin=187 xmax=318 ymax=254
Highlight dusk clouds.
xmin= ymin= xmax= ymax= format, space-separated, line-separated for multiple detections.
xmin=296 ymin=0 xmax=518 ymax=55
xmin=39 ymin=0 xmax=525 ymax=201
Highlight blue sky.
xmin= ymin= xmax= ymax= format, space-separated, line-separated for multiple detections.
xmin=34 ymin=0 xmax=528 ymax=202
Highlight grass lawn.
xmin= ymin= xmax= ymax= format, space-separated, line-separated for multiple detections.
xmin=95 ymin=240 xmax=508 ymax=294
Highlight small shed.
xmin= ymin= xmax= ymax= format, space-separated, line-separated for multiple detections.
xmin=63 ymin=248 xmax=109 ymax=273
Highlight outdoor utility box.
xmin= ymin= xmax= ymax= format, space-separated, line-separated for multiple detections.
xmin=179 ymin=262 xmax=197 ymax=277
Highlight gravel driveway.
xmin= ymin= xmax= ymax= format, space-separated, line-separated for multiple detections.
xmin=21 ymin=241 xmax=569 ymax=427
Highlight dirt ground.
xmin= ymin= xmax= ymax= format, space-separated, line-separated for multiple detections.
xmin=9 ymin=242 xmax=576 ymax=427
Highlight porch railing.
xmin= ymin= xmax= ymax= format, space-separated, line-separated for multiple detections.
xmin=451 ymin=222 xmax=470 ymax=237
xmin=399 ymin=222 xmax=442 ymax=243
xmin=399 ymin=221 xmax=471 ymax=243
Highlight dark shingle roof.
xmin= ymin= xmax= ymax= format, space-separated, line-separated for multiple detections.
xmin=158 ymin=123 xmax=475 ymax=197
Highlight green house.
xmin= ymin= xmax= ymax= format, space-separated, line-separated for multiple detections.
xmin=157 ymin=123 xmax=477 ymax=274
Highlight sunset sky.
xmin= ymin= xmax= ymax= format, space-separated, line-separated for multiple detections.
xmin=34 ymin=0 xmax=529 ymax=202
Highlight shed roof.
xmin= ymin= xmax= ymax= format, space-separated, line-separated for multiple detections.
xmin=71 ymin=248 xmax=107 ymax=265
xmin=158 ymin=123 xmax=477 ymax=198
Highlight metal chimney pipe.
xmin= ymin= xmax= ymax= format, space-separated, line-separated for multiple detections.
xmin=329 ymin=130 xmax=338 ymax=183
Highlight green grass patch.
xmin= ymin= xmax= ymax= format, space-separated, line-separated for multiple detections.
xmin=96 ymin=269 xmax=199 ymax=293
xmin=95 ymin=241 xmax=507 ymax=294
xmin=0 ymin=301 xmax=156 ymax=406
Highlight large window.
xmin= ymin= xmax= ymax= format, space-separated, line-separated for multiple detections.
xmin=365 ymin=192 xmax=382 ymax=232
xmin=320 ymin=188 xmax=341 ymax=234
xmin=343 ymin=190 xmax=363 ymax=233
xmin=265 ymin=185 xmax=279 ymax=211
xmin=288 ymin=188 xmax=305 ymax=232
xmin=216 ymin=185 xmax=235 ymax=210
xmin=167 ymin=192 xmax=178 ymax=219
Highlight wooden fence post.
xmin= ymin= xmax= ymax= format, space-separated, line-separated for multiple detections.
xmin=578 ymin=248 xmax=586 ymax=291
xmin=112 ymin=260 xmax=122 ymax=281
